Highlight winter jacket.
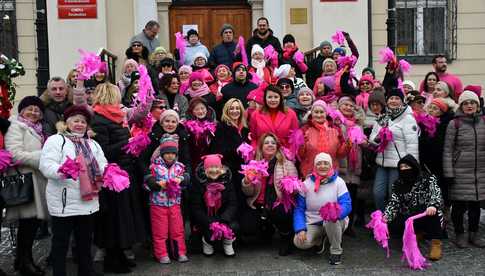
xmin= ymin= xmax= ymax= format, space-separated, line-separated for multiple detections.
xmin=291 ymin=103 xmax=311 ymax=126
xmin=144 ymin=157 xmax=187 ymax=207
xmin=443 ymin=112 xmax=485 ymax=201
xmin=384 ymin=154 xmax=443 ymax=222
xmin=249 ymin=108 xmax=299 ymax=149
xmin=293 ymin=173 xmax=352 ymax=233
xmin=42 ymin=100 xmax=72 ymax=137
xmin=130 ymin=31 xmax=160 ymax=53
xmin=306 ymin=53 xmax=329 ymax=89
xmin=208 ymin=41 xmax=240 ymax=69
xmin=157 ymin=92 xmax=189 ymax=120
xmin=246 ymin=29 xmax=283 ymax=62
xmin=298 ymin=120 xmax=348 ymax=177
xmin=242 ymin=159 xmax=298 ymax=209
xmin=183 ymin=42 xmax=210 ymax=66
xmin=370 ymin=106 xmax=419 ymax=168
xmin=364 ymin=108 xmax=379 ymax=131
xmin=39 ymin=134 xmax=107 ymax=217
xmin=220 ymin=80 xmax=258 ymax=109
xmin=4 ymin=117 xmax=48 ymax=220
xmin=190 ymin=164 xmax=238 ymax=229
xmin=210 ymin=121 xmax=249 ymax=173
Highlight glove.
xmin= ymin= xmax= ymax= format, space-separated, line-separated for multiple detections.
xmin=293 ymin=51 xmax=304 ymax=63
xmin=146 ymin=176 xmax=162 ymax=191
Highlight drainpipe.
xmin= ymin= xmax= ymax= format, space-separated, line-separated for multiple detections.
xmin=367 ymin=0 xmax=372 ymax=68
xmin=35 ymin=0 xmax=49 ymax=95
xmin=386 ymin=0 xmax=397 ymax=52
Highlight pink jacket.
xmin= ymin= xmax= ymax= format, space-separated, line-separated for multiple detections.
xmin=249 ymin=108 xmax=299 ymax=149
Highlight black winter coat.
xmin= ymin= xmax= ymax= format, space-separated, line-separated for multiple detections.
xmin=306 ymin=54 xmax=328 ymax=89
xmin=43 ymin=101 xmax=72 ymax=137
xmin=208 ymin=41 xmax=240 ymax=69
xmin=246 ymin=29 xmax=282 ymax=62
xmin=189 ymin=164 xmax=238 ymax=229
xmin=219 ymin=80 xmax=258 ymax=115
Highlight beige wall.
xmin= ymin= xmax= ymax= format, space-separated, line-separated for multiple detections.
xmin=372 ymin=0 xmax=485 ymax=88
xmin=285 ymin=0 xmax=312 ymax=52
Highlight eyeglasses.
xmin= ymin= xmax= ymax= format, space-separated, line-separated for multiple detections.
xmin=280 ymin=84 xmax=291 ymax=89
xmin=132 ymin=44 xmax=142 ymax=48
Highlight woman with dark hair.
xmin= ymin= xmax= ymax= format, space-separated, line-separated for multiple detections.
xmin=421 ymin=72 xmax=440 ymax=106
xmin=125 ymin=40 xmax=149 ymax=66
xmin=249 ymin=85 xmax=299 ymax=149
xmin=158 ymin=73 xmax=189 ymax=119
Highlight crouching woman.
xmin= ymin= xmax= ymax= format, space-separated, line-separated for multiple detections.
xmin=293 ymin=152 xmax=351 ymax=265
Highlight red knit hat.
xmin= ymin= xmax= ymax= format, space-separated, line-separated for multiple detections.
xmin=463 ymin=85 xmax=482 ymax=97
xmin=430 ymin=98 xmax=448 ymax=113
xmin=358 ymin=75 xmax=374 ymax=87
xmin=202 ymin=154 xmax=223 ymax=169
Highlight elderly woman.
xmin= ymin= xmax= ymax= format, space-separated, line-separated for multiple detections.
xmin=4 ymin=96 xmax=48 ymax=276
xmin=240 ymin=133 xmax=298 ymax=256
xmin=443 ymin=91 xmax=485 ymax=248
xmin=90 ymin=83 xmax=150 ymax=273
xmin=370 ymin=88 xmax=419 ymax=211
xmin=40 ymin=105 xmax=107 ymax=276
xmin=293 ymin=152 xmax=352 ymax=265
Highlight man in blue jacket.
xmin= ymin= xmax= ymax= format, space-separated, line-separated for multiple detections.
xmin=208 ymin=24 xmax=241 ymax=69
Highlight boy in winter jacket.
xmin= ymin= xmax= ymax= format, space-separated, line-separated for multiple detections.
xmin=189 ymin=154 xmax=239 ymax=256
xmin=144 ymin=135 xmax=190 ymax=264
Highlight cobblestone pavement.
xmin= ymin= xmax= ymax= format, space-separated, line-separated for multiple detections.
xmin=1 ymin=221 xmax=485 ymax=276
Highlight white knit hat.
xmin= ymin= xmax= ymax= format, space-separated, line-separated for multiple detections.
xmin=402 ymin=80 xmax=416 ymax=91
xmin=192 ymin=52 xmax=207 ymax=64
xmin=273 ymin=64 xmax=291 ymax=79
xmin=458 ymin=90 xmax=480 ymax=106
xmin=251 ymin=44 xmax=264 ymax=57
xmin=314 ymin=152 xmax=332 ymax=167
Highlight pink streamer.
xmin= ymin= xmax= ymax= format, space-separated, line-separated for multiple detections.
xmin=237 ymin=36 xmax=249 ymax=66
xmin=319 ymin=202 xmax=342 ymax=223
xmin=165 ymin=178 xmax=181 ymax=199
xmin=183 ymin=120 xmax=216 ymax=142
xmin=236 ymin=142 xmax=255 ymax=163
xmin=366 ymin=210 xmax=390 ymax=258
xmin=414 ymin=112 xmax=440 ymax=138
xmin=337 ymin=55 xmax=357 ymax=69
xmin=376 ymin=126 xmax=394 ymax=153
xmin=204 ymin=182 xmax=225 ymax=216
xmin=288 ymin=129 xmax=304 ymax=161
xmin=134 ymin=64 xmax=155 ymax=107
xmin=378 ymin=47 xmax=396 ymax=64
xmin=209 ymin=222 xmax=235 ymax=241
xmin=123 ymin=132 xmax=151 ymax=157
xmin=240 ymin=160 xmax=269 ymax=186
xmin=399 ymin=59 xmax=412 ymax=74
xmin=57 ymin=156 xmax=81 ymax=180
xmin=331 ymin=29 xmax=346 ymax=45
xmin=76 ymin=49 xmax=103 ymax=80
xmin=347 ymin=126 xmax=366 ymax=145
xmin=274 ymin=176 xmax=305 ymax=213
xmin=293 ymin=51 xmax=304 ymax=64
xmin=102 ymin=163 xmax=130 ymax=192
xmin=402 ymin=212 xmax=429 ymax=270
xmin=175 ymin=32 xmax=186 ymax=66
xmin=0 ymin=149 xmax=14 ymax=173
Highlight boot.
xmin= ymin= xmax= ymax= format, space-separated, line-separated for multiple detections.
xmin=18 ymin=261 xmax=44 ymax=276
xmin=278 ymin=233 xmax=292 ymax=256
xmin=103 ymin=249 xmax=131 ymax=274
xmin=202 ymin=237 xmax=214 ymax=256
xmin=454 ymin=233 xmax=468 ymax=249
xmin=222 ymin=238 xmax=236 ymax=257
xmin=469 ymin=232 xmax=485 ymax=248
xmin=428 ymin=239 xmax=442 ymax=261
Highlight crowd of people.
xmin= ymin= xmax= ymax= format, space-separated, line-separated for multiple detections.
xmin=0 ymin=18 xmax=484 ymax=276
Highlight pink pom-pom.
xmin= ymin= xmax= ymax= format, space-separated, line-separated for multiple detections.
xmin=402 ymin=212 xmax=429 ymax=270
xmin=331 ymin=29 xmax=346 ymax=45
xmin=326 ymin=106 xmax=346 ymax=125
xmin=165 ymin=178 xmax=181 ymax=199
xmin=319 ymin=202 xmax=342 ymax=223
xmin=264 ymin=45 xmax=278 ymax=67
xmin=274 ymin=176 xmax=305 ymax=213
xmin=288 ymin=129 xmax=304 ymax=161
xmin=134 ymin=65 xmax=155 ymax=107
xmin=209 ymin=222 xmax=235 ymax=241
xmin=337 ymin=55 xmax=357 ymax=69
xmin=281 ymin=146 xmax=295 ymax=161
xmin=347 ymin=126 xmax=366 ymax=144
xmin=376 ymin=126 xmax=394 ymax=153
xmin=123 ymin=132 xmax=151 ymax=157
xmin=0 ymin=149 xmax=14 ymax=173
xmin=175 ymin=32 xmax=186 ymax=66
xmin=237 ymin=142 xmax=255 ymax=163
xmin=399 ymin=59 xmax=412 ymax=74
xmin=76 ymin=49 xmax=103 ymax=80
xmin=293 ymin=51 xmax=304 ymax=64
xmin=103 ymin=163 xmax=130 ymax=192
xmin=378 ymin=47 xmax=396 ymax=64
xmin=183 ymin=120 xmax=216 ymax=142
xmin=57 ymin=156 xmax=81 ymax=180
xmin=240 ymin=160 xmax=269 ymax=185
xmin=414 ymin=112 xmax=440 ymax=137
xmin=366 ymin=210 xmax=390 ymax=258
xmin=237 ymin=36 xmax=249 ymax=66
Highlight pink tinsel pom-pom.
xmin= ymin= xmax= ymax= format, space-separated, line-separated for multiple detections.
xmin=288 ymin=129 xmax=305 ymax=161
xmin=123 ymin=132 xmax=151 ymax=157
xmin=57 ymin=156 xmax=81 ymax=180
xmin=366 ymin=210 xmax=390 ymax=258
xmin=337 ymin=55 xmax=357 ymax=69
xmin=209 ymin=222 xmax=235 ymax=241
xmin=326 ymin=106 xmax=346 ymax=126
xmin=399 ymin=59 xmax=412 ymax=74
xmin=378 ymin=47 xmax=396 ymax=64
xmin=376 ymin=126 xmax=394 ymax=153
xmin=415 ymin=112 xmax=440 ymax=137
xmin=347 ymin=126 xmax=366 ymax=145
xmin=183 ymin=120 xmax=216 ymax=141
xmin=331 ymin=30 xmax=346 ymax=45
xmin=293 ymin=51 xmax=305 ymax=64
xmin=165 ymin=178 xmax=181 ymax=199
xmin=76 ymin=49 xmax=103 ymax=80
xmin=103 ymin=163 xmax=130 ymax=192
xmin=175 ymin=32 xmax=186 ymax=66
xmin=264 ymin=45 xmax=278 ymax=68
xmin=237 ymin=142 xmax=255 ymax=163
xmin=134 ymin=65 xmax=155 ymax=107
xmin=240 ymin=160 xmax=269 ymax=185
xmin=319 ymin=202 xmax=342 ymax=223
xmin=237 ymin=36 xmax=249 ymax=66
xmin=0 ymin=149 xmax=14 ymax=173
xmin=402 ymin=212 xmax=429 ymax=270
xmin=274 ymin=176 xmax=305 ymax=213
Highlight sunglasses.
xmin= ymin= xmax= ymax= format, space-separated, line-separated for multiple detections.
xmin=280 ymin=84 xmax=291 ymax=89
xmin=132 ymin=44 xmax=142 ymax=48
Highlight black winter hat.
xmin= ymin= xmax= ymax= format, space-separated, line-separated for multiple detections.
xmin=18 ymin=96 xmax=45 ymax=114
xmin=385 ymin=88 xmax=404 ymax=103
xmin=187 ymin=29 xmax=198 ymax=38
xmin=283 ymin=34 xmax=296 ymax=45
xmin=362 ymin=67 xmax=376 ymax=79
xmin=159 ymin=57 xmax=175 ymax=67
xmin=64 ymin=105 xmax=92 ymax=124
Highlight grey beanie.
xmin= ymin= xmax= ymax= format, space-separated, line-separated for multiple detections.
xmin=220 ymin=24 xmax=234 ymax=36
xmin=319 ymin=40 xmax=332 ymax=50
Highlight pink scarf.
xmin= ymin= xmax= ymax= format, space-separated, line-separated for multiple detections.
xmin=356 ymin=91 xmax=370 ymax=112
xmin=186 ymin=83 xmax=210 ymax=98
xmin=344 ymin=116 xmax=359 ymax=171
xmin=312 ymin=167 xmax=334 ymax=192
xmin=204 ymin=182 xmax=225 ymax=216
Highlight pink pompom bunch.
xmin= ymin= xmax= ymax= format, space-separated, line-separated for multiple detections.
xmin=337 ymin=55 xmax=357 ymax=69
xmin=103 ymin=163 xmax=130 ymax=192
xmin=376 ymin=126 xmax=394 ymax=153
xmin=347 ymin=126 xmax=366 ymax=145
xmin=402 ymin=212 xmax=429 ymax=270
xmin=76 ymin=49 xmax=103 ymax=80
xmin=175 ymin=32 xmax=186 ymax=66
xmin=288 ymin=129 xmax=304 ymax=161
xmin=319 ymin=202 xmax=342 ymax=223
xmin=209 ymin=222 xmax=235 ymax=241
xmin=366 ymin=210 xmax=390 ymax=258
xmin=378 ymin=47 xmax=396 ymax=64
xmin=274 ymin=176 xmax=305 ymax=213
xmin=165 ymin=178 xmax=181 ymax=199
xmin=57 ymin=156 xmax=81 ymax=180
xmin=123 ymin=132 xmax=151 ymax=157
xmin=236 ymin=36 xmax=249 ymax=66
xmin=183 ymin=120 xmax=216 ymax=142
xmin=264 ymin=45 xmax=279 ymax=68
xmin=399 ymin=59 xmax=412 ymax=74
xmin=134 ymin=64 xmax=155 ymax=106
xmin=326 ymin=105 xmax=346 ymax=126
xmin=331 ymin=29 xmax=346 ymax=45
xmin=415 ymin=113 xmax=440 ymax=137
xmin=237 ymin=142 xmax=255 ymax=163
xmin=240 ymin=160 xmax=269 ymax=185
xmin=0 ymin=149 xmax=14 ymax=173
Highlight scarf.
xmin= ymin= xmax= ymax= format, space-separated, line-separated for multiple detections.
xmin=377 ymin=105 xmax=407 ymax=127
xmin=215 ymin=79 xmax=231 ymax=93
xmin=311 ymin=167 xmax=335 ymax=192
xmin=204 ymin=182 xmax=226 ymax=216
xmin=251 ymin=59 xmax=266 ymax=80
xmin=186 ymin=83 xmax=210 ymax=98
xmin=93 ymin=104 xmax=125 ymax=124
xmin=356 ymin=91 xmax=370 ymax=112
xmin=64 ymin=132 xmax=102 ymax=185
xmin=343 ymin=116 xmax=359 ymax=171
xmin=17 ymin=115 xmax=45 ymax=144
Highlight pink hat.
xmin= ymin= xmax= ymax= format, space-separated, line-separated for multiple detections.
xmin=247 ymin=87 xmax=264 ymax=105
xmin=188 ymin=71 xmax=205 ymax=85
xmin=202 ymin=154 xmax=223 ymax=169
xmin=312 ymin=99 xmax=327 ymax=110
xmin=463 ymin=85 xmax=482 ymax=97
xmin=359 ymin=75 xmax=374 ymax=87
xmin=98 ymin=61 xmax=108 ymax=74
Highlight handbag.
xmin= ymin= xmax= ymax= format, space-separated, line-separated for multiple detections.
xmin=0 ymin=168 xmax=34 ymax=207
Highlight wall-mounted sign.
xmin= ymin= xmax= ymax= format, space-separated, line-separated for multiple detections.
xmin=290 ymin=8 xmax=308 ymax=25
xmin=182 ymin=24 xmax=198 ymax=36
xmin=58 ymin=0 xmax=97 ymax=19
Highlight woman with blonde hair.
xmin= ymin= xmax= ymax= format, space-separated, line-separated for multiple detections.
xmin=211 ymin=98 xmax=250 ymax=208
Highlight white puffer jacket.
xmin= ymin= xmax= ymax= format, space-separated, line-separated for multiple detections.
xmin=369 ymin=106 xmax=419 ymax=168
xmin=39 ymin=134 xmax=107 ymax=217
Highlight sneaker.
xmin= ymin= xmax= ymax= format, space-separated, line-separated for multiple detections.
xmin=223 ymin=239 xmax=236 ymax=256
xmin=329 ymin=254 xmax=342 ymax=265
xmin=202 ymin=237 xmax=214 ymax=256
xmin=178 ymin=255 xmax=189 ymax=263
xmin=160 ymin=256 xmax=171 ymax=264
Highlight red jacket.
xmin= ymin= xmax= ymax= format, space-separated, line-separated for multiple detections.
xmin=249 ymin=108 xmax=299 ymax=148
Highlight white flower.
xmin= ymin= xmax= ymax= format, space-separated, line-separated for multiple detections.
xmin=10 ymin=69 xmax=17 ymax=75
xmin=0 ymin=64 xmax=5 ymax=69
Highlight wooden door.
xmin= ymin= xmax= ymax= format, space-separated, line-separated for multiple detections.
xmin=169 ymin=5 xmax=252 ymax=52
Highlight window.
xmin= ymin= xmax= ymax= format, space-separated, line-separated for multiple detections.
xmin=0 ymin=0 xmax=17 ymax=59
xmin=396 ymin=0 xmax=457 ymax=63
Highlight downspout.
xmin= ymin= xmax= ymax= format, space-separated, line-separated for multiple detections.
xmin=367 ymin=0 xmax=373 ymax=68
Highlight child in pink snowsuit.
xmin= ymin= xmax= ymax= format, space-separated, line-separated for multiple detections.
xmin=144 ymin=134 xmax=189 ymax=264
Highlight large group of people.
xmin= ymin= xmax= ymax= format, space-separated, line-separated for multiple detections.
xmin=0 ymin=18 xmax=484 ymax=276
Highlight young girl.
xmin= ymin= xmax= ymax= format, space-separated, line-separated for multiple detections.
xmin=144 ymin=134 xmax=189 ymax=264
xmin=191 ymin=52 xmax=214 ymax=84
xmin=249 ymin=44 xmax=273 ymax=85
xmin=209 ymin=64 xmax=232 ymax=101
xmin=185 ymin=72 xmax=217 ymax=110
xmin=190 ymin=154 xmax=238 ymax=256
xmin=178 ymin=65 xmax=192 ymax=95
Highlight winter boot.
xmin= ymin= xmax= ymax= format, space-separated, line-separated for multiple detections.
xmin=223 ymin=238 xmax=236 ymax=256
xmin=454 ymin=233 xmax=468 ymax=248
xmin=202 ymin=237 xmax=214 ymax=256
xmin=278 ymin=232 xmax=292 ymax=256
xmin=428 ymin=239 xmax=442 ymax=261
xmin=469 ymin=232 xmax=485 ymax=248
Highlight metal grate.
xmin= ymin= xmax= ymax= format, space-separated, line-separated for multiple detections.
xmin=0 ymin=0 xmax=17 ymax=59
xmin=395 ymin=0 xmax=457 ymax=63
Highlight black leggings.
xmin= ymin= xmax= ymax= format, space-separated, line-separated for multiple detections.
xmin=16 ymin=218 xmax=40 ymax=264
xmin=451 ymin=201 xmax=481 ymax=234
xmin=389 ymin=214 xmax=443 ymax=240
xmin=239 ymin=205 xmax=293 ymax=237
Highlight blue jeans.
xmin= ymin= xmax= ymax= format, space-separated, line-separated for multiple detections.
xmin=373 ymin=166 xmax=399 ymax=211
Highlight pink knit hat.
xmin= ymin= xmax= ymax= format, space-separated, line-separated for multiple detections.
xmin=202 ymin=154 xmax=223 ymax=169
